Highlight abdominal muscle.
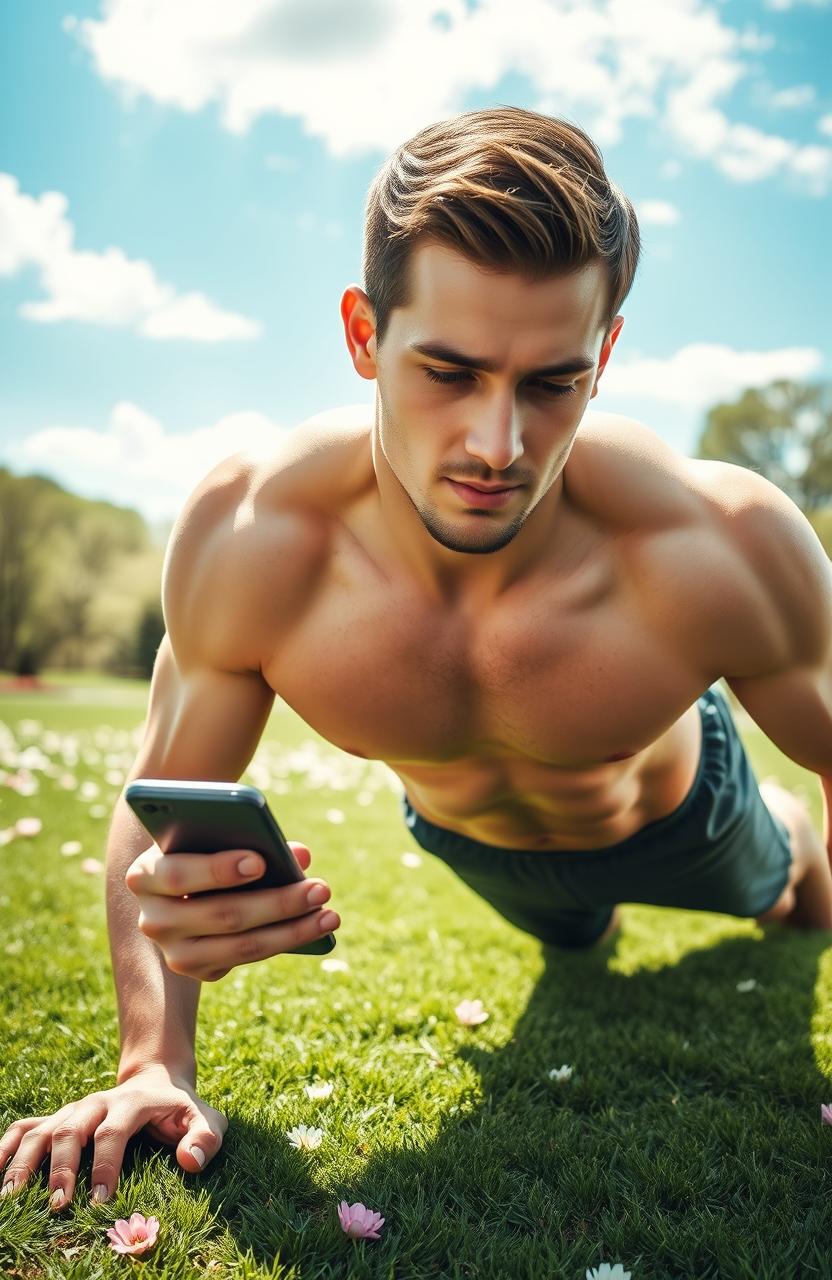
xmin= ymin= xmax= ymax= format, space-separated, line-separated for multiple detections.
xmin=395 ymin=699 xmax=704 ymax=852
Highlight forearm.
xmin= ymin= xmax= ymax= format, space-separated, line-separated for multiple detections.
xmin=104 ymin=799 xmax=201 ymax=1085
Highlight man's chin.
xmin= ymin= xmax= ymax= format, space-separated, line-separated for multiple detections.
xmin=419 ymin=513 xmax=525 ymax=555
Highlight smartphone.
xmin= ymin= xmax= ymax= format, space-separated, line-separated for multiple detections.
xmin=124 ymin=778 xmax=335 ymax=956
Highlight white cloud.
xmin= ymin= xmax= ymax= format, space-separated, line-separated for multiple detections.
xmin=601 ymin=342 xmax=823 ymax=409
xmin=67 ymin=0 xmax=830 ymax=193
xmin=0 ymin=172 xmax=261 ymax=341
xmin=5 ymin=403 xmax=282 ymax=521
xmin=635 ymin=200 xmax=680 ymax=225
xmin=4 ymin=400 xmax=374 ymax=522
xmin=666 ymin=74 xmax=832 ymax=191
xmin=819 ymin=114 xmax=832 ymax=137
xmin=770 ymin=84 xmax=816 ymax=109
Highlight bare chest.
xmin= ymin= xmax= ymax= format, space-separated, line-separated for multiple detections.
xmin=264 ymin=528 xmax=710 ymax=773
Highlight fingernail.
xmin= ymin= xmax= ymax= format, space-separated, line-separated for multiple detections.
xmin=50 ymin=1188 xmax=66 ymax=1209
xmin=238 ymin=855 xmax=262 ymax=877
xmin=307 ymin=883 xmax=328 ymax=906
xmin=1 ymin=1181 xmax=14 ymax=1197
xmin=319 ymin=911 xmax=338 ymax=931
xmin=189 ymin=1145 xmax=205 ymax=1167
xmin=92 ymin=1183 xmax=108 ymax=1203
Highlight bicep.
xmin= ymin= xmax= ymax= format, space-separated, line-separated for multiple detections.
xmin=128 ymin=631 xmax=275 ymax=783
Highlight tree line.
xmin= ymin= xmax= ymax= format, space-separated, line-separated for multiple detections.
xmin=1 ymin=378 xmax=830 ymax=679
xmin=0 ymin=468 xmax=165 ymax=678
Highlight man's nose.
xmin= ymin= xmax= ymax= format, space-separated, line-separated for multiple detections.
xmin=463 ymin=397 xmax=524 ymax=472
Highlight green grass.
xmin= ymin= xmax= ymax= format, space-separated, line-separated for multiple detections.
xmin=1 ymin=675 xmax=831 ymax=1279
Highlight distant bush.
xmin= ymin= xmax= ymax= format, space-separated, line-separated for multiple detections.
xmin=136 ymin=602 xmax=165 ymax=678
xmin=105 ymin=600 xmax=164 ymax=679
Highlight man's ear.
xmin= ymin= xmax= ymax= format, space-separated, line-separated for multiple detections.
xmin=590 ymin=315 xmax=624 ymax=399
xmin=341 ymin=286 xmax=378 ymax=381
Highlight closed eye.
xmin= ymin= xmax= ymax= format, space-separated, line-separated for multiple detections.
xmin=423 ymin=368 xmax=577 ymax=396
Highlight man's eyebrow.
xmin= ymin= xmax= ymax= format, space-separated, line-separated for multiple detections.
xmin=409 ymin=341 xmax=596 ymax=377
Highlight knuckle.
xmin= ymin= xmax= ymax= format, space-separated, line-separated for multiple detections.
xmin=112 ymin=1087 xmax=140 ymax=1108
xmin=235 ymin=930 xmax=266 ymax=962
xmin=163 ymin=951 xmax=192 ymax=978
xmin=164 ymin=860 xmax=189 ymax=895
xmin=51 ymin=1124 xmax=81 ymax=1145
xmin=137 ymin=910 xmax=160 ymax=940
xmin=92 ymin=1122 xmax=122 ymax=1144
xmin=210 ymin=897 xmax=244 ymax=932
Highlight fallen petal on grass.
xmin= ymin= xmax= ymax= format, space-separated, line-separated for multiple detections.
xmin=304 ymin=1081 xmax=334 ymax=1100
xmin=586 ymin=1264 xmax=631 ymax=1280
xmin=548 ymin=1064 xmax=574 ymax=1082
xmin=286 ymin=1124 xmax=323 ymax=1150
xmin=14 ymin=817 xmax=42 ymax=837
xmin=454 ymin=998 xmax=489 ymax=1026
xmin=821 ymin=1102 xmax=832 ymax=1125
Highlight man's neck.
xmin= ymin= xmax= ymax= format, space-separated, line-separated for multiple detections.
xmin=370 ymin=435 xmax=568 ymax=610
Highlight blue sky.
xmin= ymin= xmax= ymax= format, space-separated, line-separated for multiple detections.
xmin=1 ymin=0 xmax=830 ymax=522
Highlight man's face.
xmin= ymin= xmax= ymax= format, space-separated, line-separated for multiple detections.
xmin=357 ymin=241 xmax=622 ymax=556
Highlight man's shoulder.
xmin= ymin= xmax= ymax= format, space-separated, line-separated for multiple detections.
xmin=571 ymin=410 xmax=708 ymax=533
xmin=574 ymin=412 xmax=796 ymax=677
xmin=238 ymin=404 xmax=374 ymax=513
xmin=163 ymin=410 xmax=373 ymax=667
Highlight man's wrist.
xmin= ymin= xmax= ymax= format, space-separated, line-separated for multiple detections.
xmin=117 ymin=1054 xmax=197 ymax=1087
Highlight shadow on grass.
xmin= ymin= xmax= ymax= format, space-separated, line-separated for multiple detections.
xmin=108 ymin=921 xmax=832 ymax=1280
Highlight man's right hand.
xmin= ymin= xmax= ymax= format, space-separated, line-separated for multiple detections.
xmin=125 ymin=839 xmax=340 ymax=982
xmin=0 ymin=1064 xmax=227 ymax=1212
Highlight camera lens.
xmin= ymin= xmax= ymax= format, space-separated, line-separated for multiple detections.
xmin=142 ymin=803 xmax=158 ymax=814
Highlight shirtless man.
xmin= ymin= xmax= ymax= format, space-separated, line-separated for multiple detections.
xmin=3 ymin=105 xmax=832 ymax=1216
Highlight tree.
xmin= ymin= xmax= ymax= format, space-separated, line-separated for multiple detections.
xmin=695 ymin=380 xmax=832 ymax=514
xmin=0 ymin=466 xmax=153 ymax=673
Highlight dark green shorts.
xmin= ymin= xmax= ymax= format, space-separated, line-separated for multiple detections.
xmin=401 ymin=684 xmax=793 ymax=948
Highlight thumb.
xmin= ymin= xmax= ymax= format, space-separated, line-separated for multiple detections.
xmin=176 ymin=1110 xmax=224 ymax=1173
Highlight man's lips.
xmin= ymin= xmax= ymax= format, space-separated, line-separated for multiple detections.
xmin=446 ymin=479 xmax=521 ymax=492
xmin=446 ymin=479 xmax=522 ymax=508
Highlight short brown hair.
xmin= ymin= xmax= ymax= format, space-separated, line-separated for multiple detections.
xmin=363 ymin=105 xmax=640 ymax=348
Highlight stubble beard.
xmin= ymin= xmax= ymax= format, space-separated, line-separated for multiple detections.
xmin=410 ymin=490 xmax=529 ymax=555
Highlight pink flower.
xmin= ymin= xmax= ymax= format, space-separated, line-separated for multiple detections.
xmin=105 ymin=1212 xmax=160 ymax=1255
xmin=337 ymin=1200 xmax=385 ymax=1240
xmin=822 ymin=1103 xmax=832 ymax=1125
xmin=14 ymin=817 xmax=42 ymax=837
xmin=454 ymin=998 xmax=489 ymax=1026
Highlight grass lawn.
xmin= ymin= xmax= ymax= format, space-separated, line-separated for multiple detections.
xmin=1 ymin=673 xmax=831 ymax=1279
